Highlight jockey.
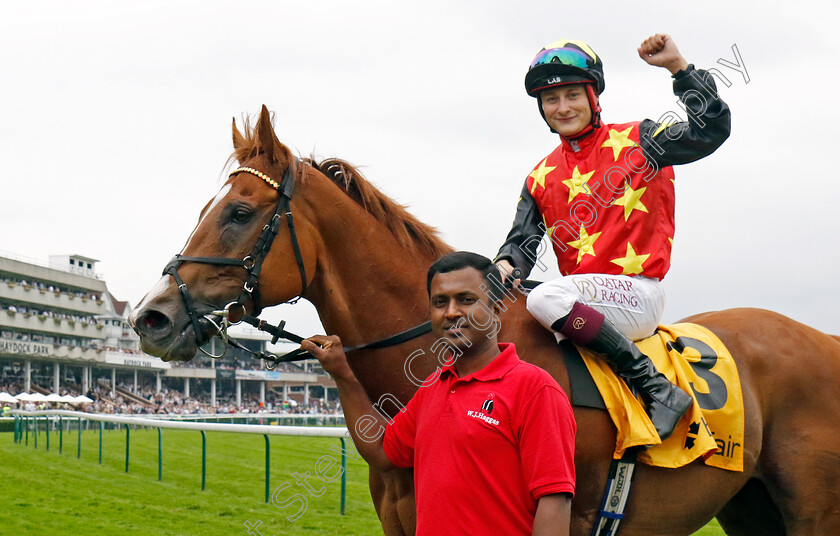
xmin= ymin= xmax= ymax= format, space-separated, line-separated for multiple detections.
xmin=495 ymin=34 xmax=731 ymax=441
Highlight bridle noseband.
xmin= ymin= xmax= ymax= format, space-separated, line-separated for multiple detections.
xmin=161 ymin=158 xmax=433 ymax=367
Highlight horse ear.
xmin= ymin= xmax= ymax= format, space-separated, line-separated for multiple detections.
xmin=256 ymin=104 xmax=281 ymax=163
xmin=232 ymin=117 xmax=247 ymax=151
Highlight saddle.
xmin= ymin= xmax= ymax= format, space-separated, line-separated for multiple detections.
xmin=561 ymin=323 xmax=745 ymax=472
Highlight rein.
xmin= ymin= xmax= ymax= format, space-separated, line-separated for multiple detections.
xmin=162 ymin=159 xmax=432 ymax=367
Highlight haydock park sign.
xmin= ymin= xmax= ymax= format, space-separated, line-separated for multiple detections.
xmin=0 ymin=337 xmax=50 ymax=357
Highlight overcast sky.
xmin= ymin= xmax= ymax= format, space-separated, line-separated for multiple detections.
xmin=2 ymin=0 xmax=839 ymax=339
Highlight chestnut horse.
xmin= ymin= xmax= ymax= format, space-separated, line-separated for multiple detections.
xmin=131 ymin=107 xmax=840 ymax=535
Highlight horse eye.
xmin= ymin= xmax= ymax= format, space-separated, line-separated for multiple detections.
xmin=231 ymin=208 xmax=252 ymax=224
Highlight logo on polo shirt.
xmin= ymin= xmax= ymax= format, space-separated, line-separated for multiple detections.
xmin=466 ymin=393 xmax=499 ymax=426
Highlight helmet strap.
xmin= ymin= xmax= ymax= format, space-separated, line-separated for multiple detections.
xmin=537 ymin=99 xmax=558 ymax=134
xmin=586 ymin=84 xmax=602 ymax=129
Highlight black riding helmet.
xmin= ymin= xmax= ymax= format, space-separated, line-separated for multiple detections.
xmin=525 ymin=40 xmax=605 ymax=134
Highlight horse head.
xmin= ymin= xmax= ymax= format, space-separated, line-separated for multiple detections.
xmin=131 ymin=105 xmax=449 ymax=363
xmin=131 ymin=105 xmax=319 ymax=361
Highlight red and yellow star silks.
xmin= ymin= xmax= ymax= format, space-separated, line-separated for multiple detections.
xmin=526 ymin=122 xmax=676 ymax=279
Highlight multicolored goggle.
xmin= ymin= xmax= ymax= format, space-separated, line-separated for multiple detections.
xmin=531 ymin=47 xmax=592 ymax=69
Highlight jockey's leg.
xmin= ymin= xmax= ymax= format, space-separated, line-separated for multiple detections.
xmin=526 ymin=274 xmax=692 ymax=440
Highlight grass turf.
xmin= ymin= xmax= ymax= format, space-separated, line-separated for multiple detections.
xmin=0 ymin=424 xmax=725 ymax=535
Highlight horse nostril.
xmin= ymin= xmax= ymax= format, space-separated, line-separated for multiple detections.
xmin=137 ymin=310 xmax=171 ymax=335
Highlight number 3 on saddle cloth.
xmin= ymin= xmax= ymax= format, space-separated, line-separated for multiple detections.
xmin=569 ymin=323 xmax=745 ymax=472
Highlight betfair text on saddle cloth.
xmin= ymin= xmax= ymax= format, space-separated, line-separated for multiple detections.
xmin=495 ymin=34 xmax=730 ymax=442
xmin=580 ymin=323 xmax=745 ymax=472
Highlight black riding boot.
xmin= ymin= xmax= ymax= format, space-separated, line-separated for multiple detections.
xmin=554 ymin=302 xmax=693 ymax=441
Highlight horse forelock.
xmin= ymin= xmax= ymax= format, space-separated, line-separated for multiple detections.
xmin=305 ymin=157 xmax=452 ymax=259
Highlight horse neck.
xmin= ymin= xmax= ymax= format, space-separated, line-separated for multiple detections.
xmin=295 ymin=180 xmax=573 ymax=405
xmin=303 ymin=182 xmax=440 ymax=347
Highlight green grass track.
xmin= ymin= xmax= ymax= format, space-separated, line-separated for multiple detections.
xmin=0 ymin=425 xmax=724 ymax=535
xmin=1 ymin=424 xmax=379 ymax=535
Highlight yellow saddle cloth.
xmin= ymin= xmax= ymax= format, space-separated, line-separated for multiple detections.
xmin=579 ymin=323 xmax=744 ymax=472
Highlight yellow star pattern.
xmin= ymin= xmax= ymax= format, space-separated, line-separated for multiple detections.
xmin=529 ymin=158 xmax=556 ymax=194
xmin=567 ymin=226 xmax=602 ymax=264
xmin=601 ymin=127 xmax=636 ymax=161
xmin=653 ymin=121 xmax=678 ymax=138
xmin=610 ymin=242 xmax=651 ymax=275
xmin=562 ymin=166 xmax=595 ymax=202
xmin=613 ymin=185 xmax=649 ymax=221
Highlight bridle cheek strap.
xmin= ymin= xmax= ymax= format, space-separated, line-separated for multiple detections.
xmin=283 ymin=207 xmax=308 ymax=301
xmin=234 ymin=163 xmax=308 ymax=313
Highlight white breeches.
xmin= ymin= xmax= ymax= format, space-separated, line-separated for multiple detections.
xmin=526 ymin=273 xmax=665 ymax=341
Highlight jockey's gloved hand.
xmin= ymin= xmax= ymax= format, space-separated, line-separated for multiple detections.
xmin=504 ymin=268 xmax=523 ymax=290
xmin=495 ymin=259 xmax=521 ymax=287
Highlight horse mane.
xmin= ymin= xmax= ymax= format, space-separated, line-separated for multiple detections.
xmin=304 ymin=157 xmax=452 ymax=259
xmin=231 ymin=115 xmax=450 ymax=259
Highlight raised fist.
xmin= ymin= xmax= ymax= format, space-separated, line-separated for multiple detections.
xmin=638 ymin=33 xmax=689 ymax=75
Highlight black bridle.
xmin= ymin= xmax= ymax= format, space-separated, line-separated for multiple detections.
xmin=162 ymin=161 xmax=312 ymax=365
xmin=161 ymin=159 xmax=431 ymax=367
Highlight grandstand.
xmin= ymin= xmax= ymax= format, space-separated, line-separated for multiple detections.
xmin=0 ymin=251 xmax=336 ymax=414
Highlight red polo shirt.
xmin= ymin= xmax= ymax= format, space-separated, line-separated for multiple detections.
xmin=383 ymin=343 xmax=576 ymax=536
